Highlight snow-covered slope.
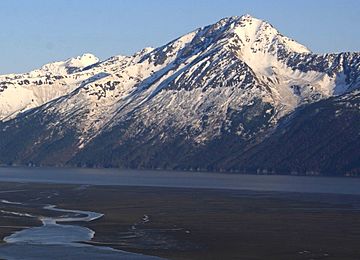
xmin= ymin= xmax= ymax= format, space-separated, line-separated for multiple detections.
xmin=0 ymin=53 xmax=99 ymax=120
xmin=0 ymin=15 xmax=359 ymax=175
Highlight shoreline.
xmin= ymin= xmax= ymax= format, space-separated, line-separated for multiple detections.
xmin=1 ymin=165 xmax=358 ymax=178
xmin=1 ymin=167 xmax=360 ymax=196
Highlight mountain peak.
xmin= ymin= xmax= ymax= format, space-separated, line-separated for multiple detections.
xmin=231 ymin=15 xmax=311 ymax=54
xmin=197 ymin=14 xmax=310 ymax=57
xmin=216 ymin=14 xmax=255 ymax=24
xmin=242 ymin=13 xmax=254 ymax=19
xmin=65 ymin=53 xmax=99 ymax=70
xmin=39 ymin=53 xmax=99 ymax=75
xmin=68 ymin=53 xmax=99 ymax=64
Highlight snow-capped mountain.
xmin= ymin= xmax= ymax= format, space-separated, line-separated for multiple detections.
xmin=0 ymin=15 xmax=359 ymax=176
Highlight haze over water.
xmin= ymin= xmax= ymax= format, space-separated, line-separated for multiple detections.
xmin=0 ymin=167 xmax=360 ymax=195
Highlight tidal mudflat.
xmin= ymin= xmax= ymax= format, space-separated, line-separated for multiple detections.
xmin=0 ymin=181 xmax=360 ymax=259
xmin=0 ymin=182 xmax=163 ymax=259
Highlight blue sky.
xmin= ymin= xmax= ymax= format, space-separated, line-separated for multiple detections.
xmin=0 ymin=0 xmax=359 ymax=74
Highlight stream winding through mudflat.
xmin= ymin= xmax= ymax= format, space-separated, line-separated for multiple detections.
xmin=0 ymin=200 xmax=163 ymax=259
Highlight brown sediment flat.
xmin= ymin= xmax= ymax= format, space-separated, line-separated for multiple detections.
xmin=0 ymin=182 xmax=360 ymax=260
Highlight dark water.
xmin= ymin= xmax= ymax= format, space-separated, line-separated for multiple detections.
xmin=0 ymin=167 xmax=360 ymax=194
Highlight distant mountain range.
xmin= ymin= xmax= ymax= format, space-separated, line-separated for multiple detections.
xmin=0 ymin=15 xmax=359 ymax=176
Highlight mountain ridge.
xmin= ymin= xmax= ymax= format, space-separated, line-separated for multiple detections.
xmin=0 ymin=14 xmax=359 ymax=176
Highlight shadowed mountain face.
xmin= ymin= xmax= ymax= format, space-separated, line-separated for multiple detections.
xmin=0 ymin=15 xmax=359 ymax=176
